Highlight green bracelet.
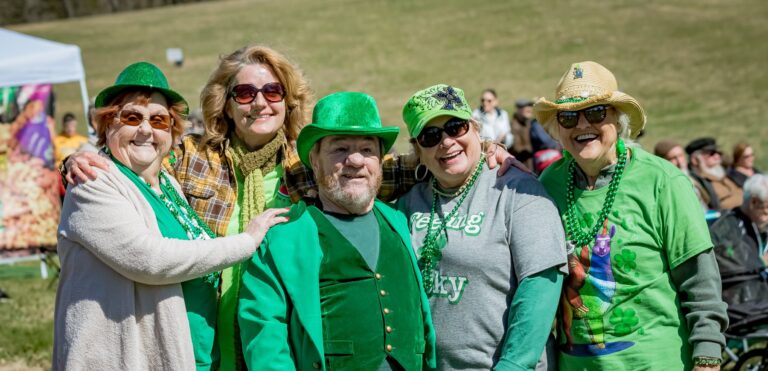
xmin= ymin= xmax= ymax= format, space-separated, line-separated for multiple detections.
xmin=693 ymin=356 xmax=721 ymax=367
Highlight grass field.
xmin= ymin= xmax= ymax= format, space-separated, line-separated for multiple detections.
xmin=2 ymin=0 xmax=767 ymax=368
xmin=8 ymin=0 xmax=768 ymax=165
xmin=0 ymin=263 xmax=55 ymax=370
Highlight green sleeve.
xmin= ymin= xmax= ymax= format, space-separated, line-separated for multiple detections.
xmin=237 ymin=241 xmax=297 ymax=370
xmin=669 ymin=248 xmax=728 ymax=361
xmin=494 ymin=268 xmax=564 ymax=371
xmin=660 ymin=174 xmax=713 ymax=268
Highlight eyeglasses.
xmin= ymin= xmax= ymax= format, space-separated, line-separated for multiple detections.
xmin=118 ymin=110 xmax=173 ymax=130
xmin=413 ymin=118 xmax=470 ymax=148
xmin=230 ymin=83 xmax=286 ymax=104
xmin=556 ymin=105 xmax=610 ymax=129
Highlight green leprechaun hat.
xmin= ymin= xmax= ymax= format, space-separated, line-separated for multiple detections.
xmin=95 ymin=61 xmax=188 ymax=114
xmin=297 ymin=92 xmax=400 ymax=167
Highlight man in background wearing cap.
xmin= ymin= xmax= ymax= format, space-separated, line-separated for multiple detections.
xmin=510 ymin=98 xmax=559 ymax=171
xmin=686 ymin=137 xmax=743 ymax=211
xmin=238 ymin=92 xmax=435 ymax=371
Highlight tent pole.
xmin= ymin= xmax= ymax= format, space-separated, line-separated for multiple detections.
xmin=78 ymin=78 xmax=91 ymax=141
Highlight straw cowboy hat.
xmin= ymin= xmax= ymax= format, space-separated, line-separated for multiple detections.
xmin=533 ymin=61 xmax=646 ymax=139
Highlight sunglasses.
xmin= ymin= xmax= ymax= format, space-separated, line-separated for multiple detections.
xmin=556 ymin=105 xmax=610 ymax=129
xmin=414 ymin=118 xmax=470 ymax=148
xmin=118 ymin=110 xmax=173 ymax=130
xmin=230 ymin=83 xmax=286 ymax=104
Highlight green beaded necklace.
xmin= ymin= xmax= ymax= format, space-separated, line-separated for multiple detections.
xmin=418 ymin=152 xmax=486 ymax=293
xmin=563 ymin=139 xmax=627 ymax=249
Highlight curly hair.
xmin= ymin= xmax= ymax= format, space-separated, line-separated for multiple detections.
xmin=93 ymin=89 xmax=186 ymax=148
xmin=199 ymin=45 xmax=313 ymax=150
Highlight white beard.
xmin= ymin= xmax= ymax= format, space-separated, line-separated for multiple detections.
xmin=318 ymin=172 xmax=381 ymax=215
xmin=701 ymin=163 xmax=726 ymax=180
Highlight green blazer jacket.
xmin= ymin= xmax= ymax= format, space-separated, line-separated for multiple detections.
xmin=238 ymin=200 xmax=437 ymax=371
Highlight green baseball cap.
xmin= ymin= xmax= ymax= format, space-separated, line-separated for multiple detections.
xmin=297 ymin=92 xmax=400 ymax=167
xmin=95 ymin=62 xmax=188 ymax=114
xmin=402 ymin=84 xmax=472 ymax=138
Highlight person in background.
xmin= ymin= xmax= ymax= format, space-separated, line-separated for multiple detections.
xmin=686 ymin=137 xmax=743 ymax=211
xmin=709 ymin=174 xmax=768 ymax=307
xmin=472 ymin=88 xmax=511 ymax=146
xmin=238 ymin=92 xmax=436 ymax=370
xmin=534 ymin=61 xmax=728 ymax=370
xmin=729 ymin=141 xmax=760 ymax=188
xmin=654 ymin=139 xmax=688 ymax=173
xmin=510 ymin=98 xmax=559 ymax=170
xmin=53 ymin=112 xmax=88 ymax=167
xmin=654 ymin=139 xmax=707 ymax=210
xmin=400 ymin=84 xmax=567 ymax=370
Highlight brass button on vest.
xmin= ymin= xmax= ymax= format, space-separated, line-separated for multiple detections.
xmin=386 ymin=326 xmax=393 ymax=333
xmin=375 ymin=273 xmax=382 ymax=279
xmin=380 ymin=290 xmax=387 ymax=296
xmin=383 ymin=308 xmax=390 ymax=314
xmin=386 ymin=344 xmax=393 ymax=352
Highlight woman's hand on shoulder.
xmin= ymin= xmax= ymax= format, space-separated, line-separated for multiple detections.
xmin=64 ymin=151 xmax=110 ymax=185
xmin=484 ymin=142 xmax=530 ymax=176
xmin=243 ymin=207 xmax=291 ymax=247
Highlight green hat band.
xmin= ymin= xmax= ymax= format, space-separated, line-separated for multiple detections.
xmin=402 ymin=84 xmax=472 ymax=138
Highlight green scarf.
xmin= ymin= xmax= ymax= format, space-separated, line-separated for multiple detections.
xmin=226 ymin=129 xmax=285 ymax=231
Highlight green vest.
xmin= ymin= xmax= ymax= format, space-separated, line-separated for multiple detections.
xmin=309 ymin=207 xmax=425 ymax=370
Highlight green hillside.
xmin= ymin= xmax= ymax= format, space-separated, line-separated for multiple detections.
xmin=2 ymin=1 xmax=768 ymax=367
xmin=11 ymin=0 xmax=768 ymax=164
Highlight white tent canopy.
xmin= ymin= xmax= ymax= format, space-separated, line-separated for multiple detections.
xmin=0 ymin=28 xmax=89 ymax=120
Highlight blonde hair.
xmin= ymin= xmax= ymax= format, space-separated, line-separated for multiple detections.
xmin=199 ymin=45 xmax=313 ymax=150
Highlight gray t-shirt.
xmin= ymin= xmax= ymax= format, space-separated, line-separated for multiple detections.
xmin=397 ymin=165 xmax=568 ymax=370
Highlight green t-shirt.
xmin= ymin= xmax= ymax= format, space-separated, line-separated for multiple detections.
xmin=539 ymin=148 xmax=713 ymax=370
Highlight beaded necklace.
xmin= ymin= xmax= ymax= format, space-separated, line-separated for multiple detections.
xmin=563 ymin=139 xmax=627 ymax=249
xmin=418 ymin=153 xmax=486 ymax=293
xmin=155 ymin=172 xmax=221 ymax=285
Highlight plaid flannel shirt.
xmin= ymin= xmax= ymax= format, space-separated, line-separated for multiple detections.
xmin=167 ymin=135 xmax=417 ymax=237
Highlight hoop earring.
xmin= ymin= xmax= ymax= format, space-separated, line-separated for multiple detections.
xmin=415 ymin=163 xmax=429 ymax=182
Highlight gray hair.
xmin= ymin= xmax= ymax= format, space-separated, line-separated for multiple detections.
xmin=743 ymin=174 xmax=768 ymax=203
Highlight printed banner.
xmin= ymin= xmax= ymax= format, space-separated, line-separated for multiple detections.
xmin=0 ymin=84 xmax=60 ymax=250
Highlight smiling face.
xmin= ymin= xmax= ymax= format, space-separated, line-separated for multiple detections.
xmin=311 ymin=135 xmax=382 ymax=214
xmin=225 ymin=63 xmax=286 ymax=149
xmin=416 ymin=115 xmax=482 ymax=189
xmin=106 ymin=91 xmax=172 ymax=173
xmin=557 ymin=105 xmax=619 ymax=172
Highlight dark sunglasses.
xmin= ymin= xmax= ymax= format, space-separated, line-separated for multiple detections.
xmin=556 ymin=105 xmax=610 ymax=129
xmin=413 ymin=118 xmax=470 ymax=148
xmin=118 ymin=110 xmax=173 ymax=130
xmin=230 ymin=82 xmax=286 ymax=104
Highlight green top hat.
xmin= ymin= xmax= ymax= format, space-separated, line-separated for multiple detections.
xmin=297 ymin=92 xmax=400 ymax=167
xmin=402 ymin=84 xmax=472 ymax=138
xmin=95 ymin=62 xmax=188 ymax=114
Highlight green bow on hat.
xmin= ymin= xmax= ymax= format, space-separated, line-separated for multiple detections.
xmin=297 ymin=92 xmax=400 ymax=167
xmin=402 ymin=84 xmax=472 ymax=138
xmin=95 ymin=61 xmax=188 ymax=114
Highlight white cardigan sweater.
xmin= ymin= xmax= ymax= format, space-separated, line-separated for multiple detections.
xmin=53 ymin=162 xmax=256 ymax=370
